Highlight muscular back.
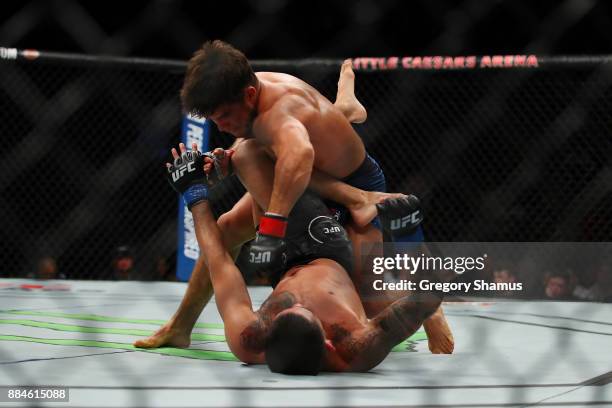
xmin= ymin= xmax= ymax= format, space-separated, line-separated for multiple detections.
xmin=254 ymin=72 xmax=366 ymax=178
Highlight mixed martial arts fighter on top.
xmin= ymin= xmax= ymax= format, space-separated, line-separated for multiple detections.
xmin=134 ymin=40 xmax=454 ymax=357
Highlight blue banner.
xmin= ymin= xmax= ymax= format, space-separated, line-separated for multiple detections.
xmin=176 ymin=114 xmax=210 ymax=281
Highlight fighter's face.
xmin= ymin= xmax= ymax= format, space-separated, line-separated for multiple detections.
xmin=209 ymin=87 xmax=257 ymax=137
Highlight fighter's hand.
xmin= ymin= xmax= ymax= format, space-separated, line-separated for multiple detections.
xmin=133 ymin=321 xmax=191 ymax=349
xmin=376 ymin=194 xmax=423 ymax=240
xmin=348 ymin=191 xmax=408 ymax=227
xmin=203 ymin=148 xmax=235 ymax=187
xmin=248 ymin=213 xmax=288 ymax=277
xmin=166 ymin=143 xmax=209 ymax=210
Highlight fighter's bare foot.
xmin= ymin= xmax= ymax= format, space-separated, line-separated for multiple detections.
xmin=348 ymin=191 xmax=407 ymax=227
xmin=133 ymin=322 xmax=191 ymax=349
xmin=336 ymin=59 xmax=367 ymax=124
xmin=423 ymin=306 xmax=454 ymax=354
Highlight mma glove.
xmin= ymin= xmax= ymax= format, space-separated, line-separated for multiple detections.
xmin=248 ymin=213 xmax=288 ymax=276
xmin=203 ymin=148 xmax=235 ymax=188
xmin=376 ymin=194 xmax=424 ymax=241
xmin=166 ymin=149 xmax=209 ymax=210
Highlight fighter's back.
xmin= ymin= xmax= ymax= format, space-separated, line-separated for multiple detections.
xmin=255 ymin=72 xmax=367 ymax=179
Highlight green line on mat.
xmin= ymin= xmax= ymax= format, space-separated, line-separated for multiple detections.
xmin=0 ymin=334 xmax=238 ymax=361
xmin=0 ymin=311 xmax=427 ymax=352
xmin=0 ymin=319 xmax=225 ymax=342
xmin=391 ymin=332 xmax=428 ymax=352
xmin=1 ymin=310 xmax=223 ymax=329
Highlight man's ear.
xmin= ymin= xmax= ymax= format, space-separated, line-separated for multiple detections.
xmin=245 ymin=86 xmax=257 ymax=104
xmin=324 ymin=339 xmax=336 ymax=353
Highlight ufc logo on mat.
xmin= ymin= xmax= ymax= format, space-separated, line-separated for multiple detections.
xmin=390 ymin=211 xmax=421 ymax=230
xmin=250 ymin=252 xmax=271 ymax=264
xmin=172 ymin=162 xmax=196 ymax=182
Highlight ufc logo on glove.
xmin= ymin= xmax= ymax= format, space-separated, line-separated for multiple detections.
xmin=390 ymin=210 xmax=421 ymax=230
xmin=250 ymin=251 xmax=272 ymax=264
xmin=172 ymin=162 xmax=196 ymax=182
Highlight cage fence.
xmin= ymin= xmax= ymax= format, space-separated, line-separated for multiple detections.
xmin=0 ymin=50 xmax=611 ymax=296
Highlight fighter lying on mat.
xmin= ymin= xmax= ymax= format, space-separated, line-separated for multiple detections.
xmin=134 ymin=57 xmax=454 ymax=354
xmin=164 ymin=147 xmax=444 ymax=374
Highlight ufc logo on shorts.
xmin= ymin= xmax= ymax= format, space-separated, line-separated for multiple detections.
xmin=323 ymin=226 xmax=341 ymax=234
xmin=172 ymin=162 xmax=196 ymax=182
xmin=250 ymin=251 xmax=271 ymax=264
xmin=390 ymin=210 xmax=421 ymax=230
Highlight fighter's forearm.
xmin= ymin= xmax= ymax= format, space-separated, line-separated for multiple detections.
xmin=191 ymin=203 xmax=237 ymax=274
xmin=170 ymin=218 xmax=246 ymax=331
xmin=372 ymin=292 xmax=442 ymax=345
xmin=266 ymin=143 xmax=314 ymax=217
xmin=190 ymin=202 xmax=254 ymax=318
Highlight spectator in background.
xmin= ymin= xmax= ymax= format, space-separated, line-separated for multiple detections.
xmin=155 ymin=256 xmax=176 ymax=281
xmin=573 ymin=266 xmax=598 ymax=301
xmin=543 ymin=269 xmax=576 ymax=300
xmin=582 ymin=259 xmax=612 ymax=302
xmin=28 ymin=256 xmax=65 ymax=280
xmin=492 ymin=266 xmax=519 ymax=297
xmin=111 ymin=246 xmax=134 ymax=280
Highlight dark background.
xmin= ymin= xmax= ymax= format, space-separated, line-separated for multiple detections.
xmin=1 ymin=1 xmax=611 ymax=296
xmin=2 ymin=0 xmax=612 ymax=59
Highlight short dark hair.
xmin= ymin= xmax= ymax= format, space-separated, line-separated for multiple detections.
xmin=180 ymin=40 xmax=257 ymax=117
xmin=265 ymin=312 xmax=325 ymax=375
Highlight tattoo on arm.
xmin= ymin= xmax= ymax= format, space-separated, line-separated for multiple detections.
xmin=240 ymin=317 xmax=268 ymax=353
xmin=373 ymin=293 xmax=442 ymax=345
xmin=239 ymin=292 xmax=297 ymax=353
xmin=332 ymin=294 xmax=441 ymax=372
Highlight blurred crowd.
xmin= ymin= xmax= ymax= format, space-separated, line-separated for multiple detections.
xmin=463 ymin=256 xmax=612 ymax=302
xmin=2 ymin=245 xmax=176 ymax=282
xmin=3 ymin=244 xmax=611 ymax=303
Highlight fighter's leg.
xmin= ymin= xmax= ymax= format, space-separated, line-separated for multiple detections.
xmin=335 ymin=59 xmax=367 ymax=124
xmin=345 ymin=223 xmax=454 ymax=354
xmin=231 ymin=139 xmax=275 ymax=211
xmin=232 ymin=140 xmax=386 ymax=302
xmin=134 ymin=192 xmax=255 ymax=349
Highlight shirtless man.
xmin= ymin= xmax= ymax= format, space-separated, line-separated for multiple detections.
xmin=134 ymin=48 xmax=453 ymax=354
xmin=179 ymin=40 xmax=424 ymax=276
xmin=162 ymin=146 xmax=444 ymax=374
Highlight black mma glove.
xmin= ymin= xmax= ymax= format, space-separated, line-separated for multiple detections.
xmin=203 ymin=148 xmax=235 ymax=187
xmin=166 ymin=149 xmax=209 ymax=210
xmin=376 ymin=194 xmax=424 ymax=241
xmin=248 ymin=213 xmax=288 ymax=276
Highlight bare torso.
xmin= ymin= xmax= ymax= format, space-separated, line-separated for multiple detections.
xmin=253 ymin=72 xmax=367 ymax=179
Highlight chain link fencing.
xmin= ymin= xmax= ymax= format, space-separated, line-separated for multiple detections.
xmin=1 ymin=51 xmax=611 ymax=301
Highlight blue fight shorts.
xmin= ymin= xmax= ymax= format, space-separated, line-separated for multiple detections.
xmin=325 ymin=152 xmax=386 ymax=230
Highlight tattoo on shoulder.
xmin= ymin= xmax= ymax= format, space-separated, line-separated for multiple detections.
xmin=260 ymin=292 xmax=297 ymax=314
xmin=329 ymin=323 xmax=350 ymax=343
xmin=240 ymin=316 xmax=268 ymax=353
xmin=239 ymin=292 xmax=297 ymax=353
